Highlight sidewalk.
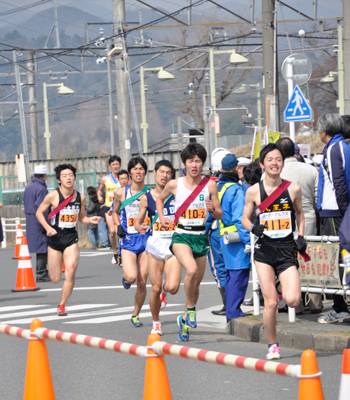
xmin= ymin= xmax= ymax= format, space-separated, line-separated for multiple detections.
xmin=226 ymin=300 xmax=350 ymax=353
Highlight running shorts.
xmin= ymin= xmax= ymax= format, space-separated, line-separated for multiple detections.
xmin=47 ymin=231 xmax=78 ymax=253
xmin=254 ymin=239 xmax=298 ymax=275
xmin=170 ymin=232 xmax=210 ymax=259
xmin=120 ymin=233 xmax=148 ymax=255
xmin=146 ymin=236 xmax=173 ymax=262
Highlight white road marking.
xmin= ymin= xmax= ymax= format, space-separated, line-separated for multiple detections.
xmin=0 ymin=305 xmax=47 ymax=313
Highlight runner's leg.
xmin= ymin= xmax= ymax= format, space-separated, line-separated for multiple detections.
xmin=148 ymin=253 xmax=164 ymax=321
xmin=255 ymin=261 xmax=278 ymax=345
xmin=105 ymin=212 xmax=117 ymax=252
xmin=278 ymin=266 xmax=301 ymax=308
xmin=163 ymin=256 xmax=182 ymax=295
xmin=121 ymin=249 xmax=138 ymax=284
xmin=60 ymin=243 xmax=80 ymax=305
xmin=133 ymin=251 xmax=148 ymax=316
xmin=47 ymin=246 xmax=64 ymax=284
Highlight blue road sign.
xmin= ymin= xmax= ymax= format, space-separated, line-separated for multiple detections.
xmin=284 ymin=85 xmax=312 ymax=122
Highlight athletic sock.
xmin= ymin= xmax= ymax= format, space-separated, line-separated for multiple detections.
xmin=187 ymin=307 xmax=196 ymax=312
xmin=153 ymin=320 xmax=160 ymax=325
xmin=268 ymin=342 xmax=279 ymax=348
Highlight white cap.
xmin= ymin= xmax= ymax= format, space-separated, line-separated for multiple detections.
xmin=312 ymin=154 xmax=323 ymax=166
xmin=34 ymin=165 xmax=47 ymax=174
xmin=211 ymin=147 xmax=231 ymax=173
xmin=237 ymin=157 xmax=251 ymax=166
xmin=304 ymin=157 xmax=313 ymax=165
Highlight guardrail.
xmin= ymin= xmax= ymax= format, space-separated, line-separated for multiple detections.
xmin=1 ymin=217 xmax=25 ymax=248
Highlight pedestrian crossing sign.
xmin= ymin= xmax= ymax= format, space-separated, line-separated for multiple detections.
xmin=284 ymin=85 xmax=312 ymax=122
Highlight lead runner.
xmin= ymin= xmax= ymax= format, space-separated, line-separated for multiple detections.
xmin=242 ymin=143 xmax=306 ymax=360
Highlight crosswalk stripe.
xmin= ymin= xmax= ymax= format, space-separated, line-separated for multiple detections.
xmin=0 ymin=305 xmax=47 ymax=313
xmin=2 ymin=303 xmax=184 ymax=325
xmin=65 ymin=310 xmax=183 ymax=324
xmin=0 ymin=304 xmax=115 ymax=321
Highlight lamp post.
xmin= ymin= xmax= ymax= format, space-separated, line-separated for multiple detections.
xmin=209 ymin=49 xmax=249 ymax=147
xmin=140 ymin=67 xmax=175 ymax=153
xmin=43 ymin=82 xmax=74 ymax=159
xmin=234 ymin=83 xmax=262 ymax=128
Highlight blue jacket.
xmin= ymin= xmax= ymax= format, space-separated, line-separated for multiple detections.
xmin=23 ymin=178 xmax=48 ymax=253
xmin=317 ymin=134 xmax=350 ymax=217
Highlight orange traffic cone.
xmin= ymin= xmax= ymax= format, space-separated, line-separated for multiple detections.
xmin=298 ymin=349 xmax=324 ymax=400
xmin=23 ymin=318 xmax=55 ymax=400
xmin=143 ymin=333 xmax=172 ymax=400
xmin=12 ymin=237 xmax=40 ymax=292
xmin=13 ymin=224 xmax=24 ymax=260
xmin=338 ymin=349 xmax=350 ymax=399
xmin=62 ymin=263 xmax=65 ymax=272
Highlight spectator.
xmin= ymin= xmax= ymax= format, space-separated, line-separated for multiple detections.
xmin=237 ymin=157 xmax=251 ymax=192
xmin=23 ymin=165 xmax=49 ymax=282
xmin=85 ymin=186 xmax=108 ymax=250
xmin=0 ymin=201 xmax=3 ymax=244
xmin=316 ymin=113 xmax=350 ymax=323
xmin=276 ymin=137 xmax=321 ymax=313
xmin=117 ymin=170 xmax=130 ymax=187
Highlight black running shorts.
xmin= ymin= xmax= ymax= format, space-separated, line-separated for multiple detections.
xmin=47 ymin=231 xmax=78 ymax=253
xmin=254 ymin=239 xmax=298 ymax=276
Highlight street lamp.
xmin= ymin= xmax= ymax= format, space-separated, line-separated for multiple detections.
xmin=209 ymin=49 xmax=249 ymax=147
xmin=43 ymin=82 xmax=74 ymax=159
xmin=140 ymin=67 xmax=175 ymax=153
xmin=234 ymin=83 xmax=262 ymax=128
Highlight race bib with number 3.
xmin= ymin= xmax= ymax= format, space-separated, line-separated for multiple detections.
xmin=58 ymin=208 xmax=79 ymax=229
xmin=153 ymin=215 xmax=175 ymax=238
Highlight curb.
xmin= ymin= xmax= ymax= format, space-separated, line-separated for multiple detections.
xmin=227 ymin=316 xmax=350 ymax=352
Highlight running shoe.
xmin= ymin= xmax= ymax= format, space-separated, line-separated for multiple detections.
xmin=131 ymin=315 xmax=143 ymax=327
xmin=266 ymin=344 xmax=281 ymax=360
xmin=160 ymin=280 xmax=167 ymax=310
xmin=122 ymin=276 xmax=131 ymax=289
xmin=113 ymin=252 xmax=118 ymax=264
xmin=185 ymin=309 xmax=197 ymax=328
xmin=151 ymin=322 xmax=163 ymax=335
xmin=98 ymin=246 xmax=111 ymax=251
xmin=318 ymin=310 xmax=350 ymax=324
xmin=57 ymin=304 xmax=67 ymax=317
xmin=177 ymin=314 xmax=189 ymax=342
xmin=111 ymin=255 xmax=117 ymax=265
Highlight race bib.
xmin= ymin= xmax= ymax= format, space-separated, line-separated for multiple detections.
xmin=58 ymin=208 xmax=79 ymax=229
xmin=179 ymin=207 xmax=206 ymax=226
xmin=127 ymin=214 xmax=150 ymax=234
xmin=153 ymin=215 xmax=175 ymax=238
xmin=259 ymin=211 xmax=292 ymax=239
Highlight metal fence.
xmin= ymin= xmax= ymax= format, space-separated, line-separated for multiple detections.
xmin=0 ymin=172 xmax=97 ymax=206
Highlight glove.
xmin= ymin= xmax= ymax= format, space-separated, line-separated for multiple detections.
xmin=251 ymin=224 xmax=266 ymax=237
xmin=296 ymin=235 xmax=307 ymax=254
xmin=117 ymin=225 xmax=125 ymax=238
xmin=244 ymin=245 xmax=251 ymax=254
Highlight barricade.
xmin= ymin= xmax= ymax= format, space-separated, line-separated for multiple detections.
xmin=1 ymin=217 xmax=26 ymax=248
xmin=250 ymin=235 xmax=350 ymax=323
xmin=0 ymin=319 xmax=325 ymax=399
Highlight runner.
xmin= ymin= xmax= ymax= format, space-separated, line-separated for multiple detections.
xmin=242 ymin=143 xmax=306 ymax=360
xmin=113 ymin=157 xmax=150 ymax=327
xmin=135 ymin=160 xmax=181 ymax=336
xmin=97 ymin=155 xmax=122 ymax=263
xmin=36 ymin=164 xmax=101 ymax=316
xmin=156 ymin=143 xmax=222 ymax=341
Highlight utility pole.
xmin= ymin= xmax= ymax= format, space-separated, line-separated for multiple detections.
xmin=113 ymin=0 xmax=131 ymax=168
xmin=13 ymin=51 xmax=30 ymax=184
xmin=107 ymin=43 xmax=115 ymax=155
xmin=344 ymin=0 xmax=350 ymax=114
xmin=26 ymin=51 xmax=39 ymax=160
xmin=262 ymin=0 xmax=279 ymax=132
xmin=54 ymin=0 xmax=61 ymax=48
xmin=202 ymin=85 xmax=211 ymax=174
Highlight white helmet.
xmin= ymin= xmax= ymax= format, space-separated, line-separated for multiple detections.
xmin=211 ymin=147 xmax=231 ymax=173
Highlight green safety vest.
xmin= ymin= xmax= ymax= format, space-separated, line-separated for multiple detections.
xmin=218 ymin=182 xmax=238 ymax=236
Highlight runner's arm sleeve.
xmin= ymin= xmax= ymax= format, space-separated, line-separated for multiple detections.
xmin=330 ymin=145 xmax=349 ymax=215
xmin=229 ymin=187 xmax=250 ymax=245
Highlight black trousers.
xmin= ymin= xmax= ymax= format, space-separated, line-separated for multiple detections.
xmin=36 ymin=253 xmax=48 ymax=279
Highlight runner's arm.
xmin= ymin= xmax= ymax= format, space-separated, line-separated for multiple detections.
xmin=242 ymin=185 xmax=257 ymax=232
xmin=97 ymin=177 xmax=106 ymax=204
xmin=156 ymin=180 xmax=176 ymax=228
xmin=206 ymin=179 xmax=223 ymax=220
xmin=112 ymin=188 xmax=123 ymax=226
xmin=36 ymin=192 xmax=57 ymax=236
xmin=292 ymin=183 xmax=305 ymax=236
xmin=79 ymin=194 xmax=101 ymax=224
xmin=135 ymin=195 xmax=149 ymax=234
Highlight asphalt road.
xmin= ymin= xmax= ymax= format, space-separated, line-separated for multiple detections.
xmin=0 ymin=248 xmax=344 ymax=399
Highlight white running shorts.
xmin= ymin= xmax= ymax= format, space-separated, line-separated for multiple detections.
xmin=146 ymin=236 xmax=173 ymax=262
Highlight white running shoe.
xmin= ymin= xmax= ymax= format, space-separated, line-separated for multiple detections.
xmin=151 ymin=322 xmax=163 ymax=336
xmin=111 ymin=255 xmax=117 ymax=265
xmin=266 ymin=344 xmax=281 ymax=360
xmin=160 ymin=279 xmax=167 ymax=310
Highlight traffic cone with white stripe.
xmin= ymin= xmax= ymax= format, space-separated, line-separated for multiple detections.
xmin=62 ymin=263 xmax=65 ymax=272
xmin=338 ymin=349 xmax=350 ymax=399
xmin=298 ymin=349 xmax=324 ymax=400
xmin=13 ymin=224 xmax=24 ymax=260
xmin=143 ymin=333 xmax=172 ymax=400
xmin=12 ymin=237 xmax=40 ymax=292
